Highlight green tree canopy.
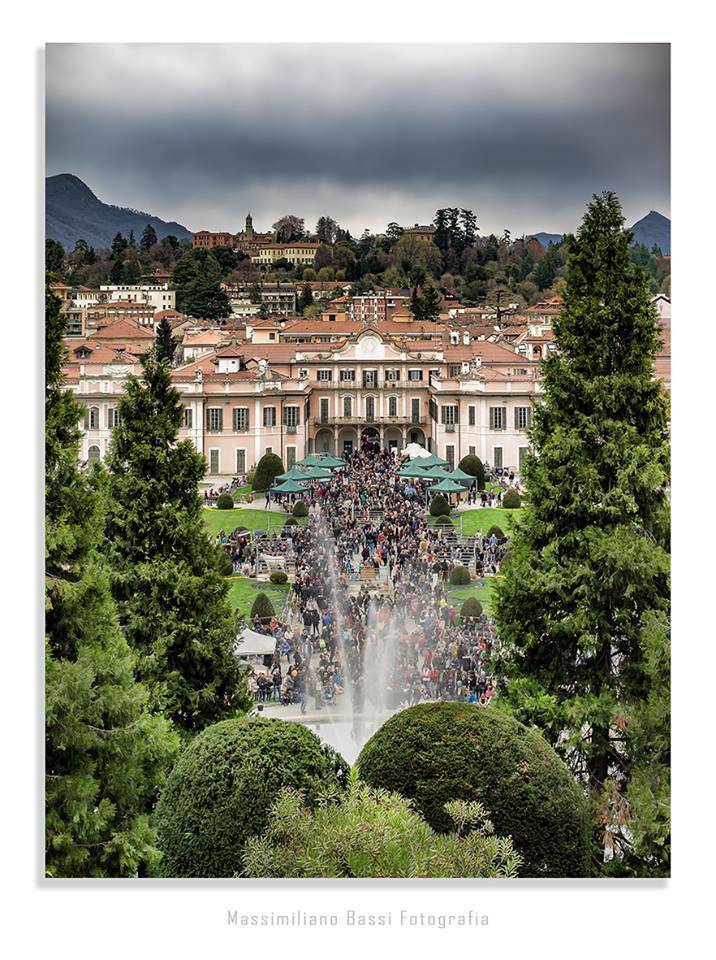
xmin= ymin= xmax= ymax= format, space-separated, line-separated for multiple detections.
xmin=45 ymin=288 xmax=178 ymax=877
xmin=105 ymin=351 xmax=249 ymax=733
xmin=493 ymin=192 xmax=670 ymax=874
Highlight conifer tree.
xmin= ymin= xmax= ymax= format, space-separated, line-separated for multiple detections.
xmin=493 ymin=192 xmax=670 ymax=872
xmin=155 ymin=316 xmax=177 ymax=365
xmin=105 ymin=351 xmax=250 ymax=734
xmin=45 ymin=288 xmax=178 ymax=877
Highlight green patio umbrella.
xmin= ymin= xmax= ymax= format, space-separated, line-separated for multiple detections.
xmin=296 ymin=455 xmax=325 ymax=467
xmin=271 ymin=478 xmax=308 ymax=494
xmin=447 ymin=466 xmax=474 ymax=486
xmin=428 ymin=478 xmax=468 ymax=494
xmin=275 ymin=466 xmax=310 ymax=482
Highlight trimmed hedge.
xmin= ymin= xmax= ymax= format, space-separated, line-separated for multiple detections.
xmin=284 ymin=516 xmax=299 ymax=527
xmin=269 ymin=571 xmax=288 ymax=584
xmin=215 ymin=548 xmax=234 ymax=577
xmin=429 ymin=494 xmax=451 ymax=517
xmin=434 ymin=515 xmax=453 ymax=526
xmin=502 ymin=489 xmax=522 ymax=509
xmin=292 ymin=500 xmax=308 ymax=517
xmin=251 ymin=591 xmax=275 ymax=620
xmin=253 ymin=453 xmax=285 ymax=492
xmin=448 ymin=565 xmax=471 ymax=585
xmin=458 ymin=454 xmax=486 ymax=490
xmin=155 ymin=717 xmax=349 ymax=877
xmin=486 ymin=524 xmax=505 ymax=540
xmin=216 ymin=492 xmax=234 ymax=510
xmin=356 ymin=703 xmax=591 ymax=878
xmin=460 ymin=597 xmax=483 ymax=619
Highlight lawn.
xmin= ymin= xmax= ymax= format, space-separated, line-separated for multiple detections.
xmin=226 ymin=576 xmax=291 ymax=621
xmin=202 ymin=507 xmax=288 ymax=537
xmin=458 ymin=507 xmax=523 ymax=537
xmin=446 ymin=576 xmax=501 ymax=617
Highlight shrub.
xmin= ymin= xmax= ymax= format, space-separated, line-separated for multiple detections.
xmin=292 ymin=500 xmax=308 ymax=517
xmin=429 ymin=494 xmax=450 ymax=517
xmin=215 ymin=548 xmax=234 ymax=577
xmin=154 ymin=717 xmax=349 ymax=877
xmin=357 ymin=703 xmax=591 ymax=878
xmin=269 ymin=571 xmax=288 ymax=584
xmin=284 ymin=516 xmax=299 ymax=527
xmin=460 ymin=597 xmax=483 ymax=619
xmin=243 ymin=776 xmax=522 ymax=878
xmin=250 ymin=591 xmax=275 ymax=620
xmin=458 ymin=455 xmax=485 ymax=490
xmin=486 ymin=524 xmax=505 ymax=540
xmin=449 ymin=565 xmax=471 ymax=585
xmin=215 ymin=492 xmax=234 ymax=510
xmin=253 ymin=453 xmax=285 ymax=492
xmin=502 ymin=489 xmax=522 ymax=509
xmin=434 ymin=515 xmax=453 ymax=526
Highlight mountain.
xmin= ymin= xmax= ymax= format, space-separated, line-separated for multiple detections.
xmin=46 ymin=174 xmax=193 ymax=251
xmin=527 ymin=232 xmax=564 ymax=247
xmin=629 ymin=210 xmax=670 ymax=255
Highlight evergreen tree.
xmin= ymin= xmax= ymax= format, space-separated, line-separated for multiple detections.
xmin=420 ymin=283 xmax=443 ymax=322
xmin=410 ymin=286 xmax=423 ymax=321
xmin=105 ymin=351 xmax=250 ymax=734
xmin=460 ymin=208 xmax=478 ymax=249
xmin=493 ymin=192 xmax=670 ymax=873
xmin=128 ymin=229 xmax=136 ymax=247
xmin=123 ymin=258 xmax=141 ymax=284
xmin=140 ymin=223 xmax=158 ymax=251
xmin=298 ymin=284 xmax=314 ymax=313
xmin=111 ymin=232 xmax=127 ymax=258
xmin=155 ymin=316 xmax=177 ymax=364
xmin=109 ymin=257 xmax=124 ymax=284
xmin=172 ymin=249 xmax=231 ymax=319
xmin=46 ymin=239 xmax=65 ymax=278
xmin=433 ymin=209 xmax=450 ymax=253
xmin=45 ymin=288 xmax=178 ymax=877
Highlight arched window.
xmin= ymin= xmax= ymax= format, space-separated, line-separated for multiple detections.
xmin=365 ymin=396 xmax=375 ymax=422
xmin=87 ymin=445 xmax=100 ymax=463
xmin=343 ymin=396 xmax=353 ymax=418
xmin=388 ymin=396 xmax=398 ymax=418
xmin=87 ymin=405 xmax=99 ymax=430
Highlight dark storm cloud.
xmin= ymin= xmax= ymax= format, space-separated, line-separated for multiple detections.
xmin=46 ymin=43 xmax=669 ymax=235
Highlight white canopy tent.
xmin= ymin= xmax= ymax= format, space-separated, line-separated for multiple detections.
xmin=234 ymin=627 xmax=277 ymax=657
xmin=400 ymin=442 xmax=431 ymax=460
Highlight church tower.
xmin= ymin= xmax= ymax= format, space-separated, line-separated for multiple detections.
xmin=244 ymin=213 xmax=254 ymax=239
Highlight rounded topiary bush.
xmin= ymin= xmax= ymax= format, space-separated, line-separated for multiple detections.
xmin=356 ymin=703 xmax=590 ymax=878
xmin=460 ymin=597 xmax=483 ymax=619
xmin=269 ymin=570 xmax=288 ymax=584
xmin=251 ymin=591 xmax=275 ymax=620
xmin=434 ymin=515 xmax=453 ymax=526
xmin=216 ymin=492 xmax=234 ymax=510
xmin=284 ymin=516 xmax=299 ymax=527
xmin=448 ymin=564 xmax=471 ymax=585
xmin=292 ymin=500 xmax=308 ymax=517
xmin=429 ymin=494 xmax=450 ymax=517
xmin=215 ymin=548 xmax=234 ymax=577
xmin=458 ymin=454 xmax=485 ymax=490
xmin=502 ymin=489 xmax=522 ymax=509
xmin=486 ymin=524 xmax=505 ymax=540
xmin=253 ymin=453 xmax=285 ymax=493
xmin=155 ymin=717 xmax=349 ymax=877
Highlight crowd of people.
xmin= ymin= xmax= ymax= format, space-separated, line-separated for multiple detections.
xmin=240 ymin=444 xmax=508 ymax=714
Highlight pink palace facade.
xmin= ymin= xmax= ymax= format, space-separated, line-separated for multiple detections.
xmin=64 ymin=321 xmax=552 ymax=476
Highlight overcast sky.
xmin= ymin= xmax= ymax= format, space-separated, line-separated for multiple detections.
xmin=46 ymin=43 xmax=669 ymax=237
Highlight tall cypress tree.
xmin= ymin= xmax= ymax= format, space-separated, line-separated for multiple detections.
xmin=493 ymin=192 xmax=670 ymax=873
xmin=155 ymin=316 xmax=177 ymax=364
xmin=105 ymin=351 xmax=250 ymax=734
xmin=45 ymin=289 xmax=178 ymax=877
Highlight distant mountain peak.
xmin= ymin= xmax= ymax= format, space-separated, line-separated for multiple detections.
xmin=629 ymin=210 xmax=670 ymax=255
xmin=45 ymin=173 xmax=192 ymax=250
